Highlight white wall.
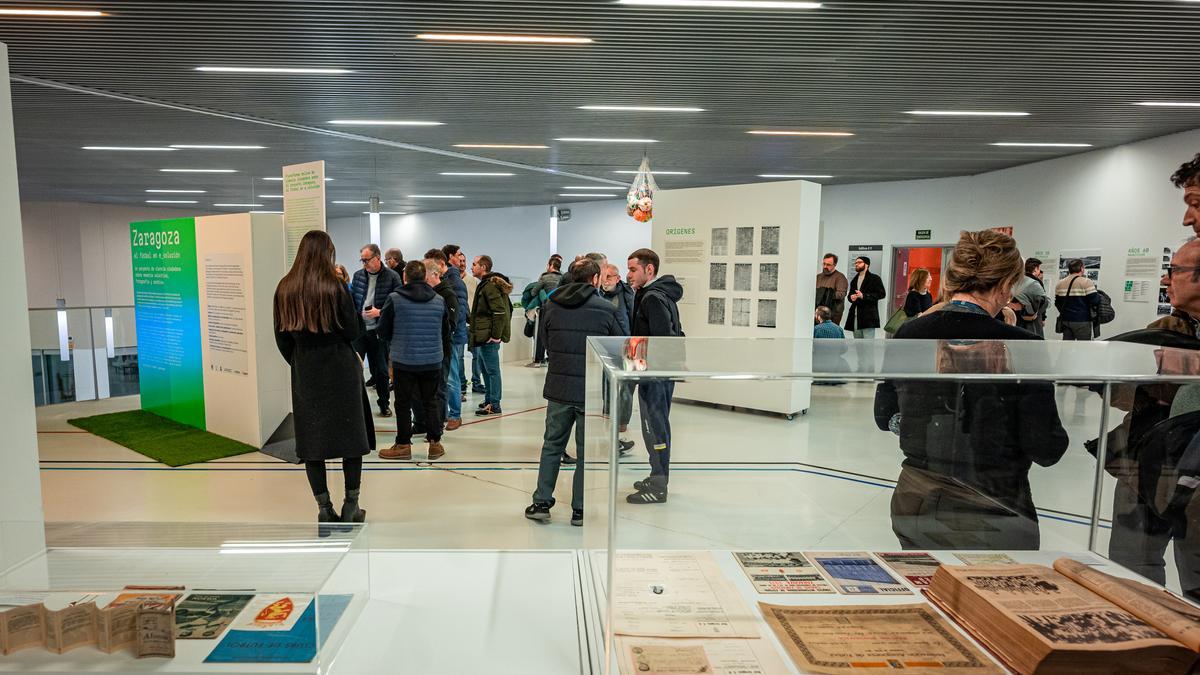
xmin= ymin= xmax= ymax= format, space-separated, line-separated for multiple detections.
xmin=21 ymin=201 xmax=209 ymax=309
xmin=822 ymin=127 xmax=1200 ymax=338
xmin=327 ymin=198 xmax=647 ymax=292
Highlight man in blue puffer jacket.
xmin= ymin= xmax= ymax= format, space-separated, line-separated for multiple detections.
xmin=439 ymin=245 xmax=471 ymax=430
xmin=377 ymin=260 xmax=450 ymax=462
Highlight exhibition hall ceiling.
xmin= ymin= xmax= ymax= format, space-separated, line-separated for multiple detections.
xmin=5 ymin=0 xmax=1200 ymax=217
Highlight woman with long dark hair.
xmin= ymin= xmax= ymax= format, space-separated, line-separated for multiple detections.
xmin=274 ymin=230 xmax=372 ymax=525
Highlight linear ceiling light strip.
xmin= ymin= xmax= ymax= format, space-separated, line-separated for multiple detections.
xmin=10 ymin=75 xmax=628 ymax=187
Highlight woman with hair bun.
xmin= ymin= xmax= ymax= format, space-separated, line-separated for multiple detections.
xmin=876 ymin=229 xmax=1069 ymax=550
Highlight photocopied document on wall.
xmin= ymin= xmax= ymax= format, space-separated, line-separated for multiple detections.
xmin=610 ymin=551 xmax=760 ymax=638
xmin=615 ymin=635 xmax=789 ymax=675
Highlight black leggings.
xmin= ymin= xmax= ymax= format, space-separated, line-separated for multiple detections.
xmin=304 ymin=456 xmax=363 ymax=497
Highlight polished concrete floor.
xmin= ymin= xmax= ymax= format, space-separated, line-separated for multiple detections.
xmin=36 ymin=362 xmax=1121 ymax=558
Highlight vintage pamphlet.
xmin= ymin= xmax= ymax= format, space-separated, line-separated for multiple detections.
xmin=615 ymin=635 xmax=790 ymax=675
xmin=759 ymin=602 xmax=1001 ymax=674
xmin=97 ymin=601 xmax=138 ymax=653
xmin=230 ymin=594 xmax=312 ymax=632
xmin=877 ymin=552 xmax=941 ymax=587
xmin=135 ymin=599 xmax=176 ymax=659
xmin=44 ymin=601 xmax=98 ymax=654
xmin=805 ymin=551 xmax=912 ymax=595
xmin=0 ymin=603 xmax=45 ymax=655
xmin=927 ymin=562 xmax=1197 ymax=674
xmin=732 ymin=551 xmax=836 ymax=594
xmin=176 ymin=593 xmax=254 ymax=639
xmin=611 ymin=551 xmax=760 ymax=638
xmin=955 ymin=553 xmax=1018 ymax=566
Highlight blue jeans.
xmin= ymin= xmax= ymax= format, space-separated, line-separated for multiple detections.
xmin=638 ymin=380 xmax=675 ymax=487
xmin=470 ymin=346 xmax=484 ymax=389
xmin=478 ymin=342 xmax=502 ymax=407
xmin=446 ymin=343 xmax=465 ymax=420
xmin=532 ymin=401 xmax=585 ymax=511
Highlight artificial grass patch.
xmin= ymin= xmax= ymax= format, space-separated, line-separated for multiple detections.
xmin=68 ymin=410 xmax=257 ymax=467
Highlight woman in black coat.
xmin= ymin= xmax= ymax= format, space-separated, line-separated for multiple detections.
xmin=274 ymin=230 xmax=374 ymax=526
xmin=874 ymin=230 xmax=1069 ymax=551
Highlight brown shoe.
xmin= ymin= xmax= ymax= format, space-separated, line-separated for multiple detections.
xmin=379 ymin=444 xmax=411 ymax=461
xmin=428 ymin=441 xmax=445 ymax=460
xmin=446 ymin=419 xmax=462 ymax=431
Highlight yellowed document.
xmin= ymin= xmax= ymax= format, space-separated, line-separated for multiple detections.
xmin=616 ymin=636 xmax=790 ymax=675
xmin=611 ymin=551 xmax=760 ymax=638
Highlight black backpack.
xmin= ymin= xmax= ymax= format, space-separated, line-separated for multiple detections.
xmin=1092 ymin=289 xmax=1116 ymax=324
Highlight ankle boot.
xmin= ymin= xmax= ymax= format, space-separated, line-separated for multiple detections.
xmin=315 ymin=492 xmax=340 ymax=538
xmin=340 ymin=488 xmax=366 ymax=523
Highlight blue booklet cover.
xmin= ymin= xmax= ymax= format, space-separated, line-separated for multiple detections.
xmin=205 ymin=594 xmax=352 ymax=663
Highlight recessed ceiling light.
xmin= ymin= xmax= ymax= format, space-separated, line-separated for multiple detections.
xmin=905 ymin=110 xmax=1029 ymax=117
xmin=562 ymin=186 xmax=624 ymax=190
xmin=556 ymin=137 xmax=659 ymax=143
xmin=747 ymin=130 xmax=854 ymax=137
xmin=408 ymin=194 xmax=464 ymax=199
xmin=613 ymin=170 xmax=690 ymax=175
xmin=439 ymin=172 xmax=514 ymax=176
xmin=145 ymin=200 xmax=197 ymax=204
xmin=327 ymin=120 xmax=444 ymax=126
xmin=453 ymin=143 xmax=550 ymax=149
xmin=331 ymin=200 xmax=375 ymax=204
xmin=578 ymin=105 xmax=705 ymax=112
xmin=145 ymin=189 xmax=207 ymax=193
xmin=0 ymin=8 xmax=105 ymax=16
xmin=258 ymin=194 xmax=284 ymax=199
xmin=559 ymin=193 xmax=618 ymax=198
xmin=990 ymin=142 xmax=1092 ymax=148
xmin=416 ymin=33 xmax=593 ymax=44
xmin=759 ymin=174 xmax=833 ymax=178
xmin=362 ymin=211 xmax=407 ymax=215
xmin=160 ymin=168 xmax=238 ymax=173
xmin=1134 ymin=101 xmax=1200 ymax=108
xmin=196 ymin=66 xmax=353 ymax=74
xmin=169 ymin=144 xmax=266 ymax=149
xmin=83 ymin=146 xmax=175 ymax=151
xmin=213 ymin=203 xmax=263 ymax=207
xmin=618 ymin=0 xmax=820 ymax=7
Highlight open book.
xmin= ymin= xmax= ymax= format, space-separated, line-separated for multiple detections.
xmin=926 ymin=558 xmax=1199 ymax=674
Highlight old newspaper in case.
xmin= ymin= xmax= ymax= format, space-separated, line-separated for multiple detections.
xmin=733 ymin=551 xmax=836 ymax=594
xmin=806 ymin=551 xmax=912 ymax=595
xmin=0 ymin=604 xmax=45 ymax=654
xmin=759 ymin=602 xmax=1001 ymax=674
xmin=135 ymin=599 xmax=176 ymax=658
xmin=44 ymin=602 xmax=97 ymax=654
xmin=877 ymin=552 xmax=941 ymax=587
xmin=176 ymin=593 xmax=254 ymax=639
xmin=616 ymin=635 xmax=790 ymax=675
xmin=611 ymin=551 xmax=760 ymax=638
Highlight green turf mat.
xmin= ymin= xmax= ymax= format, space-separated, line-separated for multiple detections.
xmin=68 ymin=410 xmax=257 ymax=467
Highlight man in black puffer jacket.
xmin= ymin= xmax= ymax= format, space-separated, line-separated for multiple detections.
xmin=525 ymin=258 xmax=625 ymax=526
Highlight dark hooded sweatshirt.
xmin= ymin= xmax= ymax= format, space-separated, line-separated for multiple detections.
xmin=539 ymin=281 xmax=625 ymax=407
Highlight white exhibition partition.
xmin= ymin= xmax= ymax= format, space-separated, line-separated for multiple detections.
xmin=195 ymin=213 xmax=290 ymax=447
xmin=651 ymin=180 xmax=822 ymax=416
xmin=0 ymin=42 xmax=46 ymax=567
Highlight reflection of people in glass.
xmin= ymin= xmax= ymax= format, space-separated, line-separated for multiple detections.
xmin=876 ymin=229 xmax=1069 ymax=550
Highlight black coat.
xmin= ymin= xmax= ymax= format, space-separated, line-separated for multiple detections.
xmin=274 ymin=286 xmax=375 ymax=461
xmin=540 ymin=282 xmax=626 ymax=407
xmin=631 ymin=276 xmax=684 ymax=337
xmin=845 ymin=270 xmax=887 ymax=330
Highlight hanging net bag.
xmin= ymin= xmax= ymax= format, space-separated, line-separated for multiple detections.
xmin=625 ymin=156 xmax=658 ymax=223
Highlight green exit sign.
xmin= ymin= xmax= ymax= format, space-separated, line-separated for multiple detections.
xmin=915 ymin=229 xmax=931 ymax=240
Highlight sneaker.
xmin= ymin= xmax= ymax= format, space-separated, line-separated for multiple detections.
xmin=626 ymin=488 xmax=667 ymax=504
xmin=618 ymin=439 xmax=635 ymax=456
xmin=472 ymin=386 xmax=487 ymax=394
xmin=427 ymin=441 xmax=445 ymax=460
xmin=478 ymin=401 xmax=489 ymax=409
xmin=571 ymin=509 xmax=584 ymax=527
xmin=446 ymin=419 xmax=462 ymax=431
xmin=562 ymin=454 xmax=577 ymax=465
xmin=365 ymin=377 xmax=377 ymax=387
xmin=525 ymin=361 xmax=542 ymax=368
xmin=379 ymin=443 xmax=411 ymax=460
xmin=632 ymin=477 xmax=661 ymax=491
xmin=378 ymin=406 xmax=392 ymax=418
xmin=475 ymin=404 xmax=502 ymax=416
xmin=524 ymin=502 xmax=552 ymax=523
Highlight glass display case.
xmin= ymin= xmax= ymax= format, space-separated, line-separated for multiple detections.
xmin=0 ymin=521 xmax=367 ymax=673
xmin=583 ymin=337 xmax=1200 ymax=674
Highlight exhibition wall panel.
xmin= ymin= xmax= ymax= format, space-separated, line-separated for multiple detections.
xmin=822 ymin=126 xmax=1200 ymax=338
